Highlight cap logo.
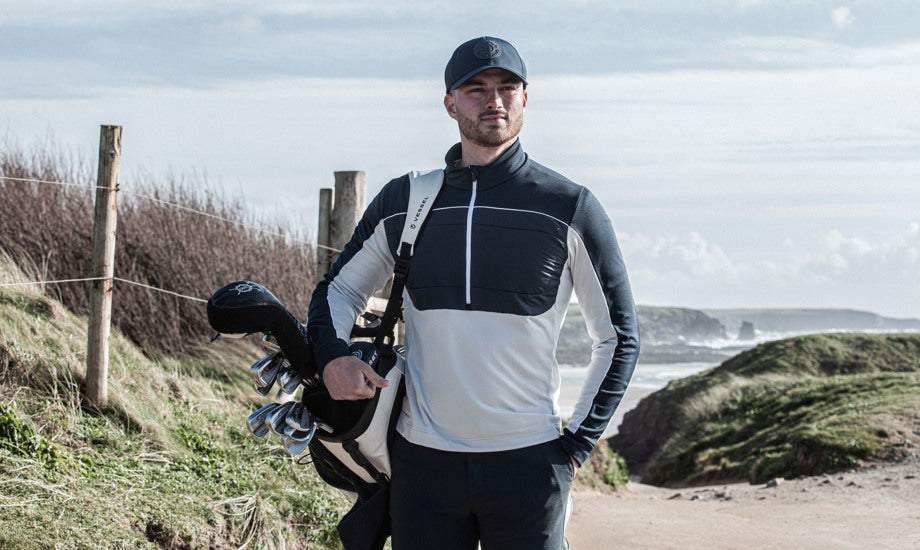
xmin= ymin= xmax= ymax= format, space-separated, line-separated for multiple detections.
xmin=474 ymin=40 xmax=501 ymax=60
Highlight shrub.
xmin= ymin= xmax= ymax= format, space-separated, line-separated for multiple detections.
xmin=1 ymin=141 xmax=315 ymax=357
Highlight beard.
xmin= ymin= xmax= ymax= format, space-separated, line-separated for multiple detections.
xmin=456 ymin=109 xmax=523 ymax=148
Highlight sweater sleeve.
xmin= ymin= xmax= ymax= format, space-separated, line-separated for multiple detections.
xmin=307 ymin=177 xmax=406 ymax=372
xmin=559 ymin=187 xmax=641 ymax=466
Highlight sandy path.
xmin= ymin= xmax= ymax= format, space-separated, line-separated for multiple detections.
xmin=567 ymin=460 xmax=920 ymax=549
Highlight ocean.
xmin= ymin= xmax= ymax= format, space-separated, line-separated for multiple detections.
xmin=558 ymin=361 xmax=718 ymax=437
xmin=556 ymin=327 xmax=920 ymax=438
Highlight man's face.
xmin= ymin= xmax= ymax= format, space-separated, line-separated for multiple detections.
xmin=444 ymin=69 xmax=528 ymax=149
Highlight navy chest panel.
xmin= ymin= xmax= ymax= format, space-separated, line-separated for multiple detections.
xmin=387 ymin=204 xmax=570 ymax=315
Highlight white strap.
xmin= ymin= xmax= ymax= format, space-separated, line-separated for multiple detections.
xmin=399 ymin=169 xmax=444 ymax=255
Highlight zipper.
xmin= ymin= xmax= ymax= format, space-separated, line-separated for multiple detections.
xmin=465 ymin=175 xmax=478 ymax=305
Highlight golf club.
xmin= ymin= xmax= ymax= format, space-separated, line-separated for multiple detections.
xmin=282 ymin=434 xmax=311 ymax=455
xmin=249 ymin=355 xmax=275 ymax=394
xmin=285 ymin=414 xmax=317 ymax=443
xmin=277 ymin=365 xmax=303 ymax=394
xmin=266 ymin=400 xmax=296 ymax=436
xmin=284 ymin=403 xmax=311 ymax=431
xmin=246 ymin=402 xmax=281 ymax=437
xmin=248 ymin=353 xmax=275 ymax=377
xmin=255 ymin=352 xmax=285 ymax=386
xmin=250 ymin=352 xmax=285 ymax=394
xmin=261 ymin=333 xmax=280 ymax=354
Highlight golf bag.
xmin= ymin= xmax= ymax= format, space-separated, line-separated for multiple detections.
xmin=206 ymin=169 xmax=443 ymax=550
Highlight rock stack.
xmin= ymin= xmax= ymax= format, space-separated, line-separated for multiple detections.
xmin=738 ymin=321 xmax=755 ymax=340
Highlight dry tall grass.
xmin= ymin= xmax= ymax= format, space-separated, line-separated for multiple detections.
xmin=0 ymin=141 xmax=315 ymax=357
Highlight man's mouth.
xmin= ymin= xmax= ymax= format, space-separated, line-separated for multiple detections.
xmin=480 ymin=112 xmax=507 ymax=122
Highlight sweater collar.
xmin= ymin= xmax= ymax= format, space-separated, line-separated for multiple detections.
xmin=443 ymin=138 xmax=527 ymax=190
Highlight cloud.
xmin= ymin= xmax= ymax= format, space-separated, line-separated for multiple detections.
xmin=218 ymin=15 xmax=264 ymax=35
xmin=619 ymin=224 xmax=920 ymax=316
xmin=719 ymin=36 xmax=852 ymax=66
xmin=1 ymin=2 xmax=917 ymax=318
xmin=0 ymin=0 xmax=436 ymax=26
xmin=619 ymin=232 xmax=743 ymax=288
xmin=832 ymin=6 xmax=855 ymax=29
xmin=804 ymin=223 xmax=920 ymax=283
xmin=854 ymin=41 xmax=920 ymax=66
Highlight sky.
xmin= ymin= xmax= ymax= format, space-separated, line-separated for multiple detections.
xmin=1 ymin=1 xmax=918 ymax=318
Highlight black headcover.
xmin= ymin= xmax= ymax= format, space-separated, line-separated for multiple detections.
xmin=207 ymin=280 xmax=317 ymax=378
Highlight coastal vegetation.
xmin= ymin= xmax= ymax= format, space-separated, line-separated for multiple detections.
xmin=0 ymin=142 xmax=314 ymax=357
xmin=0 ymin=254 xmax=625 ymax=547
xmin=0 ymin=256 xmax=347 ymax=547
xmin=0 ymin=142 xmax=626 ymax=547
xmin=610 ymin=332 xmax=920 ymax=485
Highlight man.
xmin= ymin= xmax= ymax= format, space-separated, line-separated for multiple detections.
xmin=308 ymin=36 xmax=639 ymax=550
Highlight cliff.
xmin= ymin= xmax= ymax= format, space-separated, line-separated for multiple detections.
xmin=705 ymin=308 xmax=920 ymax=334
xmin=556 ymin=304 xmax=728 ymax=366
xmin=607 ymin=333 xmax=920 ymax=485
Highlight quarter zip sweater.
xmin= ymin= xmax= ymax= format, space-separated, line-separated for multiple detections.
xmin=307 ymin=139 xmax=640 ymax=465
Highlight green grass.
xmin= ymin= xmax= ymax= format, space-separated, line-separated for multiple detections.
xmin=645 ymin=372 xmax=920 ymax=484
xmin=574 ymin=440 xmax=629 ymax=492
xmin=0 ymin=257 xmax=347 ymax=548
xmin=0 ymin=253 xmax=627 ymax=547
xmin=617 ymin=332 xmax=920 ymax=486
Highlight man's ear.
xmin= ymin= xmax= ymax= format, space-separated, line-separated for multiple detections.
xmin=522 ymin=88 xmax=528 ymax=109
xmin=444 ymin=93 xmax=458 ymax=120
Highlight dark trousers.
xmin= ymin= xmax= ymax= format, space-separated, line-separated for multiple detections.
xmin=390 ymin=434 xmax=574 ymax=550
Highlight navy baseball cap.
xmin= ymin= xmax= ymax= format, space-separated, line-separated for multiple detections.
xmin=444 ymin=36 xmax=528 ymax=93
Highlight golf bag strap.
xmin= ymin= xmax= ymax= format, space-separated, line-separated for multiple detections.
xmin=373 ymin=170 xmax=444 ymax=349
xmin=343 ymin=439 xmax=387 ymax=483
xmin=399 ymin=169 xmax=443 ymax=251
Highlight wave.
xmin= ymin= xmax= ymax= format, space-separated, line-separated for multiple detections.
xmin=682 ymin=327 xmax=920 ymax=350
xmin=559 ymin=361 xmax=717 ymax=391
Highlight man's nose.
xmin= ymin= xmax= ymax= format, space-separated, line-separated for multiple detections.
xmin=485 ymin=89 xmax=504 ymax=110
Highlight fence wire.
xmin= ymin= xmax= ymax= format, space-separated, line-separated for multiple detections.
xmin=0 ymin=175 xmax=100 ymax=190
xmin=0 ymin=276 xmax=208 ymax=303
xmin=0 ymin=174 xmax=343 ymax=253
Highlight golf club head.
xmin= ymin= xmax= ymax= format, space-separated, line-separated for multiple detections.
xmin=266 ymin=401 xmax=296 ymax=436
xmin=282 ymin=435 xmax=310 ymax=456
xmin=256 ymin=353 xmax=285 ymax=386
xmin=284 ymin=414 xmax=317 ymax=443
xmin=276 ymin=364 xmax=294 ymax=386
xmin=246 ymin=402 xmax=281 ymax=438
xmin=278 ymin=368 xmax=303 ymax=394
xmin=283 ymin=423 xmax=308 ymax=439
xmin=284 ymin=403 xmax=305 ymax=431
xmin=285 ymin=404 xmax=317 ymax=436
xmin=250 ymin=353 xmax=285 ymax=394
xmin=249 ymin=354 xmax=276 ymax=393
xmin=248 ymin=353 xmax=275 ymax=377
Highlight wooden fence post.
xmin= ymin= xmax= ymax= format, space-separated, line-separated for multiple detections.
xmin=317 ymin=188 xmax=333 ymax=278
xmin=319 ymin=171 xmax=400 ymax=342
xmin=86 ymin=125 xmax=121 ymax=408
xmin=330 ymin=171 xmax=366 ymax=252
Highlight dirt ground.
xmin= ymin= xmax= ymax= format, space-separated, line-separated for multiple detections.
xmin=567 ymin=459 xmax=920 ymax=549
